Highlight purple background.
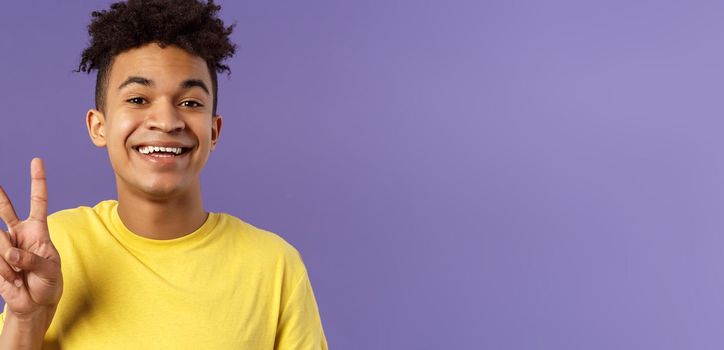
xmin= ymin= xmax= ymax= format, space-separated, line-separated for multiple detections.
xmin=1 ymin=0 xmax=723 ymax=349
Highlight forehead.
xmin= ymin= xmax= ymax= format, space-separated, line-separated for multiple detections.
xmin=107 ymin=43 xmax=211 ymax=88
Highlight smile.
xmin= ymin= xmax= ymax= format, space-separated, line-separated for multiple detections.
xmin=132 ymin=145 xmax=193 ymax=162
xmin=136 ymin=145 xmax=188 ymax=155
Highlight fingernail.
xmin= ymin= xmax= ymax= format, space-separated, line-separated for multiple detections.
xmin=13 ymin=279 xmax=21 ymax=288
xmin=8 ymin=250 xmax=19 ymax=263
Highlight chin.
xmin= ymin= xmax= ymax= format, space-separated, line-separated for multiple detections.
xmin=143 ymin=187 xmax=183 ymax=199
xmin=134 ymin=179 xmax=190 ymax=200
xmin=117 ymin=173 xmax=195 ymax=200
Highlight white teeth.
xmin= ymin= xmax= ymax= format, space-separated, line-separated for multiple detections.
xmin=137 ymin=146 xmax=185 ymax=155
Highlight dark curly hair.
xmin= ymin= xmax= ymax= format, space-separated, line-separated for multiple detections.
xmin=77 ymin=0 xmax=236 ymax=115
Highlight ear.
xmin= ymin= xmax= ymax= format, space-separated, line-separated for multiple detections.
xmin=86 ymin=109 xmax=107 ymax=147
xmin=211 ymin=114 xmax=223 ymax=151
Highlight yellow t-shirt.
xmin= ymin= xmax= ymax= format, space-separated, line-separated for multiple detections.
xmin=1 ymin=200 xmax=328 ymax=349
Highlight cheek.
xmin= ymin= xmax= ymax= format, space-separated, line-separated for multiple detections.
xmin=191 ymin=122 xmax=214 ymax=147
xmin=104 ymin=117 xmax=140 ymax=161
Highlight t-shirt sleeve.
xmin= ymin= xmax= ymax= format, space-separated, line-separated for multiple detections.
xmin=274 ymin=270 xmax=328 ymax=350
xmin=0 ymin=303 xmax=5 ymax=333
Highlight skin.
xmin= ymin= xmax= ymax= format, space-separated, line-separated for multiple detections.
xmin=87 ymin=43 xmax=222 ymax=239
xmin=0 ymin=159 xmax=62 ymax=349
xmin=0 ymin=43 xmax=223 ymax=348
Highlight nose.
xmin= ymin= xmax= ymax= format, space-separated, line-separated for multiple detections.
xmin=145 ymin=100 xmax=185 ymax=133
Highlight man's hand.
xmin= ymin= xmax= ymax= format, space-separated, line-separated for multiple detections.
xmin=0 ymin=158 xmax=62 ymax=319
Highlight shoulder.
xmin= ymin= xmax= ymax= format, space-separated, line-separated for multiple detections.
xmin=47 ymin=200 xmax=116 ymax=242
xmin=48 ymin=200 xmax=115 ymax=227
xmin=217 ymin=214 xmax=303 ymax=257
xmin=48 ymin=199 xmax=116 ymax=221
xmin=216 ymin=213 xmax=307 ymax=268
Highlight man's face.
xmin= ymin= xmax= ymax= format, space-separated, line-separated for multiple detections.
xmin=87 ymin=43 xmax=222 ymax=200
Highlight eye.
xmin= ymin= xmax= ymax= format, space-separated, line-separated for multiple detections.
xmin=180 ymin=100 xmax=203 ymax=108
xmin=127 ymin=97 xmax=146 ymax=104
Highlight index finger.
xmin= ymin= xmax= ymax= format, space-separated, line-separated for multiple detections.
xmin=28 ymin=157 xmax=48 ymax=222
xmin=0 ymin=186 xmax=20 ymax=230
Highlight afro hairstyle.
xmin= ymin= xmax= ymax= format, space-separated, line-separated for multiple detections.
xmin=77 ymin=0 xmax=236 ymax=116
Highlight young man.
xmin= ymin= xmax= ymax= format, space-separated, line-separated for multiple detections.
xmin=0 ymin=0 xmax=327 ymax=349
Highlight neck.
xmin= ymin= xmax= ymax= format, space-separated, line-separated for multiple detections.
xmin=116 ymin=181 xmax=207 ymax=240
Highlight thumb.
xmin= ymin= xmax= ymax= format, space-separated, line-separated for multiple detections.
xmin=4 ymin=248 xmax=58 ymax=280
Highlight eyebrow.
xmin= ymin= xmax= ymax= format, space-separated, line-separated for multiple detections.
xmin=180 ymin=79 xmax=210 ymax=95
xmin=118 ymin=76 xmax=152 ymax=90
xmin=118 ymin=76 xmax=210 ymax=95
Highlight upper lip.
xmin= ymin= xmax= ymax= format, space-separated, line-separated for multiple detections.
xmin=133 ymin=141 xmax=193 ymax=149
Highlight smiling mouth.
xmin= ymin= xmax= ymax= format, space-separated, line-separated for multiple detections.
xmin=133 ymin=145 xmax=192 ymax=157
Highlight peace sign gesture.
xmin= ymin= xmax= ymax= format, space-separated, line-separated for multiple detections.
xmin=0 ymin=158 xmax=62 ymax=318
